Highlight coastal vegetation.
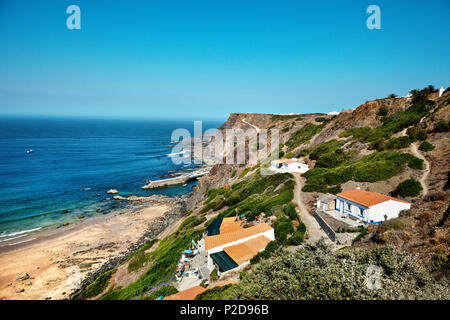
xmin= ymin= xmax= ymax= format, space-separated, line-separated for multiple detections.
xmin=285 ymin=123 xmax=324 ymax=149
xmin=73 ymin=268 xmax=117 ymax=300
xmin=392 ymin=179 xmax=423 ymax=197
xmin=419 ymin=141 xmax=435 ymax=152
xmin=340 ymin=91 xmax=435 ymax=145
xmin=302 ymin=151 xmax=423 ymax=194
xmin=139 ymin=285 xmax=178 ymax=300
xmin=201 ymin=172 xmax=294 ymax=221
xmin=194 ymin=284 xmax=235 ymax=300
xmin=223 ymin=242 xmax=449 ymax=300
xmin=127 ymin=239 xmax=159 ymax=272
xmin=100 ymin=227 xmax=203 ymax=300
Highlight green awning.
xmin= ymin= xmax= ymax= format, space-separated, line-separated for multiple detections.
xmin=207 ymin=218 xmax=222 ymax=236
xmin=210 ymin=251 xmax=238 ymax=272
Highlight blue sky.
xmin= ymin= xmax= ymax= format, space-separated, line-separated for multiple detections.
xmin=0 ymin=0 xmax=449 ymax=120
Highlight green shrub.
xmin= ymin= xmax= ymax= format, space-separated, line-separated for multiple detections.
xmin=431 ymin=253 xmax=449 ymax=272
xmin=302 ymin=151 xmax=423 ymax=192
xmin=283 ymin=203 xmax=297 ymax=220
xmin=385 ymin=136 xmax=412 ymax=149
xmin=341 ymin=98 xmax=434 ymax=144
xmin=194 ymin=284 xmax=235 ymax=300
xmin=177 ymin=215 xmax=207 ymax=232
xmin=100 ymin=228 xmax=203 ymax=300
xmin=407 ymin=128 xmax=428 ymax=141
xmin=239 ymin=167 xmax=251 ymax=178
xmin=419 ymin=141 xmax=435 ymax=152
xmin=286 ymin=123 xmax=324 ymax=149
xmin=250 ymin=241 xmax=281 ymax=264
xmin=210 ymin=269 xmax=218 ymax=281
xmin=231 ymin=170 xmax=236 ymax=178
xmin=393 ymin=179 xmax=422 ymax=197
xmin=297 ymin=222 xmax=306 ymax=233
xmin=139 ymin=285 xmax=178 ymax=300
xmin=351 ymin=227 xmax=368 ymax=245
xmin=407 ymin=156 xmax=423 ymax=170
xmin=274 ymin=217 xmax=294 ymax=243
xmin=73 ymin=269 xmax=117 ymax=300
xmin=289 ymin=231 xmax=305 ymax=245
xmin=226 ymin=243 xmax=449 ymax=300
xmin=377 ymin=106 xmax=388 ymax=116
xmin=433 ymin=121 xmax=449 ymax=133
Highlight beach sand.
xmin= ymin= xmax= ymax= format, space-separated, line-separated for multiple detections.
xmin=0 ymin=204 xmax=169 ymax=300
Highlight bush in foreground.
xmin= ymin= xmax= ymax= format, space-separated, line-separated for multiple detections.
xmin=226 ymin=242 xmax=449 ymax=300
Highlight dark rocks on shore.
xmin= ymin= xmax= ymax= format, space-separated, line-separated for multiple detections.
xmin=16 ymin=273 xmax=30 ymax=281
xmin=16 ymin=289 xmax=25 ymax=293
xmin=78 ymin=216 xmax=85 ymax=219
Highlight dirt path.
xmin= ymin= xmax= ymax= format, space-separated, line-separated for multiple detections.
xmin=293 ymin=173 xmax=327 ymax=242
xmin=410 ymin=142 xmax=430 ymax=196
xmin=241 ymin=118 xmax=261 ymax=133
xmin=401 ymin=128 xmax=430 ymax=196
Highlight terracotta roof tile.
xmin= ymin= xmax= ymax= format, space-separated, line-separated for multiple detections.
xmin=205 ymin=223 xmax=272 ymax=251
xmin=223 ymin=235 xmax=271 ymax=265
xmin=219 ymin=217 xmax=242 ymax=234
xmin=163 ymin=285 xmax=206 ymax=300
xmin=336 ymin=189 xmax=411 ymax=207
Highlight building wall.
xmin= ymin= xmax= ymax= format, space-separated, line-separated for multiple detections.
xmin=367 ymin=200 xmax=411 ymax=222
xmin=285 ymin=163 xmax=309 ymax=173
xmin=336 ymin=197 xmax=411 ymax=223
xmin=207 ymin=229 xmax=275 ymax=270
xmin=336 ymin=197 xmax=369 ymax=222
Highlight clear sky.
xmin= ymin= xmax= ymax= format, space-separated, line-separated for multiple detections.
xmin=0 ymin=0 xmax=449 ymax=120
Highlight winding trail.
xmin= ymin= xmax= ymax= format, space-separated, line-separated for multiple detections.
xmin=293 ymin=173 xmax=327 ymax=242
xmin=410 ymin=142 xmax=430 ymax=196
xmin=400 ymin=128 xmax=430 ymax=196
xmin=241 ymin=118 xmax=261 ymax=133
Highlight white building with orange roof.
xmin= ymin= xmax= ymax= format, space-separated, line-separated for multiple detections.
xmin=204 ymin=222 xmax=274 ymax=273
xmin=336 ymin=188 xmax=411 ymax=224
xmin=270 ymin=158 xmax=309 ymax=173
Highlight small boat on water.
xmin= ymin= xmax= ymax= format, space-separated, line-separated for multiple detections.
xmin=27 ymin=149 xmax=34 ymax=154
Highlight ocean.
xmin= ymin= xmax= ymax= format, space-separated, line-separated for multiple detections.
xmin=0 ymin=117 xmax=223 ymax=243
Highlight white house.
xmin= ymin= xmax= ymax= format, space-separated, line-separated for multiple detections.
xmin=439 ymin=86 xmax=445 ymax=97
xmin=270 ymin=158 xmax=309 ymax=173
xmin=205 ymin=222 xmax=274 ymax=273
xmin=335 ymin=188 xmax=411 ymax=224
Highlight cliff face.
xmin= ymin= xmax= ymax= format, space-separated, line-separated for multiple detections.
xmin=186 ymin=89 xmax=450 ymax=210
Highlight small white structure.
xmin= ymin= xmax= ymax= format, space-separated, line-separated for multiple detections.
xmin=270 ymin=158 xmax=309 ymax=174
xmin=316 ymin=194 xmax=336 ymax=211
xmin=327 ymin=111 xmax=340 ymax=116
xmin=335 ymin=188 xmax=411 ymax=224
xmin=439 ymin=86 xmax=445 ymax=97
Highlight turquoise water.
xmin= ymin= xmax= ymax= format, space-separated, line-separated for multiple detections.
xmin=0 ymin=117 xmax=223 ymax=242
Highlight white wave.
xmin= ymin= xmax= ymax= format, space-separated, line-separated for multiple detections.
xmin=167 ymin=150 xmax=190 ymax=157
xmin=0 ymin=227 xmax=42 ymax=239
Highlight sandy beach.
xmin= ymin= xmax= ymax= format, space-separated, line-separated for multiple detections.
xmin=0 ymin=203 xmax=170 ymax=300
